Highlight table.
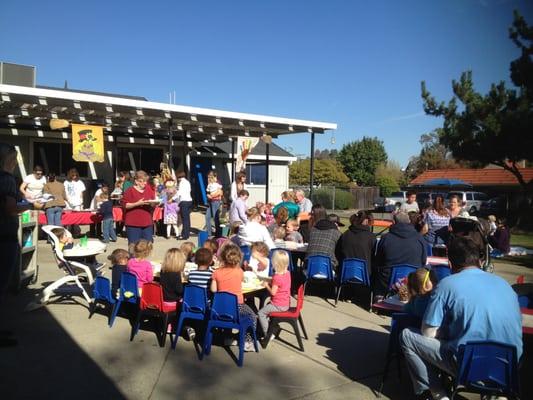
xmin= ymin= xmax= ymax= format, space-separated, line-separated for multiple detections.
xmin=38 ymin=207 xmax=163 ymax=226
xmin=372 ymin=295 xmax=406 ymax=314
xmin=371 ymin=219 xmax=393 ymax=236
xmin=63 ymin=240 xmax=107 ymax=258
xmin=427 ymin=256 xmax=449 ymax=266
xmin=274 ymin=241 xmax=308 ymax=253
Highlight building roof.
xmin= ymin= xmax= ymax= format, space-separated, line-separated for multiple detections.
xmin=410 ymin=168 xmax=533 ymax=187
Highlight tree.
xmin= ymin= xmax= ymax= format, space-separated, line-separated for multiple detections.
xmin=337 ymin=137 xmax=387 ymax=186
xmin=289 ymin=158 xmax=350 ymax=186
xmin=421 ymin=11 xmax=533 ymax=195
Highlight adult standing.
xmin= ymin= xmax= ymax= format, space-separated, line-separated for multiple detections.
xmin=400 ymin=236 xmax=522 ymax=400
xmin=399 ymin=191 xmax=419 ymax=213
xmin=305 ymin=204 xmax=342 ymax=270
xmin=338 ymin=210 xmax=377 ymax=275
xmin=43 ymin=172 xmax=67 ymax=226
xmin=230 ymin=171 xmax=247 ymax=202
xmin=423 ymin=195 xmax=450 ymax=245
xmin=238 ymin=207 xmax=275 ymax=249
xmin=19 ymin=165 xmax=46 ymax=207
xmin=122 ymin=171 xmax=134 ymax=192
xmin=205 ymin=171 xmax=223 ymax=237
xmin=122 ymin=170 xmax=156 ymax=244
xmin=229 ymin=190 xmax=249 ymax=225
xmin=64 ymin=168 xmax=86 ymax=237
xmin=447 ymin=194 xmax=466 ymax=219
xmin=294 ymin=189 xmax=313 ymax=213
xmin=175 ymin=171 xmax=193 ymax=240
xmin=272 ymin=191 xmax=300 ymax=220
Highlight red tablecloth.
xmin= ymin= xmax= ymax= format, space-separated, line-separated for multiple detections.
xmin=39 ymin=207 xmax=163 ymax=225
xmin=112 ymin=206 xmax=163 ymax=222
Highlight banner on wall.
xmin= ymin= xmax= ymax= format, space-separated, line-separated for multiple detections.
xmin=235 ymin=137 xmax=259 ymax=172
xmin=71 ymin=124 xmax=105 ymax=162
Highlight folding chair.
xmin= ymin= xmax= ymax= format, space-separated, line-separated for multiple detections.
xmin=109 ymin=272 xmax=139 ymax=327
xmin=303 ymin=255 xmax=336 ymax=298
xmin=335 ymin=258 xmax=372 ymax=308
xmin=451 ymin=341 xmax=520 ymax=400
xmin=89 ymin=276 xmax=116 ymax=325
xmin=203 ymin=292 xmax=259 ymax=367
xmin=171 ymin=285 xmax=209 ymax=349
xmin=265 ymin=284 xmax=308 ymax=351
xmin=268 ymin=248 xmax=294 ymax=275
xmin=131 ymin=282 xmax=178 ymax=347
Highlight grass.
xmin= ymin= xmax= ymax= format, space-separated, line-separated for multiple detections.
xmin=511 ymin=233 xmax=533 ymax=249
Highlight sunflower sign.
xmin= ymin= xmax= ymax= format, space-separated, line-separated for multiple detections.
xmin=71 ymin=124 xmax=104 ymax=162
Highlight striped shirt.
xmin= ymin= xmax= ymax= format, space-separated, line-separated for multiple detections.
xmin=188 ymin=269 xmax=213 ymax=289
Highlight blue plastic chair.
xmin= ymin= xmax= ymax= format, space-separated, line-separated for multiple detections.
xmin=452 ymin=341 xmax=520 ymax=400
xmin=171 ymin=285 xmax=209 ymax=349
xmin=198 ymin=230 xmax=209 ymax=247
xmin=268 ymin=248 xmax=294 ymax=275
xmin=240 ymin=245 xmax=251 ymax=264
xmin=335 ymin=258 xmax=372 ymax=307
xmin=388 ymin=264 xmax=418 ymax=293
xmin=203 ymin=292 xmax=258 ymax=367
xmin=432 ymin=264 xmax=452 ymax=282
xmin=89 ymin=276 xmax=116 ymax=324
xmin=109 ymin=272 xmax=139 ymax=328
xmin=426 ymin=243 xmax=433 ymax=257
xmin=304 ymin=255 xmax=335 ymax=297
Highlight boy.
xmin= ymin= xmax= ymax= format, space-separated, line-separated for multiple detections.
xmin=51 ymin=227 xmax=74 ymax=250
xmin=107 ymin=248 xmax=129 ymax=297
xmin=99 ymin=193 xmax=116 ymax=243
xmin=285 ymin=219 xmax=303 ymax=243
xmin=188 ymin=248 xmax=214 ymax=289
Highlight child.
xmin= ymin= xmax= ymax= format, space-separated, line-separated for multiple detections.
xmin=258 ymin=250 xmax=292 ymax=343
xmin=488 ymin=215 xmax=497 ymax=236
xmin=180 ymin=241 xmax=195 ymax=262
xmin=285 ymin=219 xmax=303 ymax=243
xmin=211 ymin=244 xmax=258 ymax=352
xmin=188 ymin=248 xmax=214 ymax=289
xmin=203 ymin=238 xmax=219 ymax=267
xmin=99 ymin=193 xmax=117 ymax=243
xmin=107 ymin=248 xmax=129 ymax=297
xmin=489 ymin=218 xmax=511 ymax=255
xmin=51 ymin=227 xmax=74 ymax=251
xmin=159 ymin=248 xmax=185 ymax=305
xmin=205 ymin=171 xmax=223 ymax=236
xmin=403 ymin=268 xmax=436 ymax=319
xmin=229 ymin=222 xmax=241 ymax=246
xmin=249 ymin=242 xmax=270 ymax=278
xmin=272 ymin=226 xmax=286 ymax=244
xmin=163 ymin=190 xmax=179 ymax=239
xmin=126 ymin=239 xmax=154 ymax=290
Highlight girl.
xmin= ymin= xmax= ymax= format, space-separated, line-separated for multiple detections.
xmin=203 ymin=238 xmax=219 ymax=267
xmin=163 ymin=189 xmax=179 ymax=239
xmin=258 ymin=250 xmax=292 ymax=342
xmin=403 ymin=268 xmax=437 ymax=319
xmin=205 ymin=171 xmax=223 ymax=237
xmin=159 ymin=248 xmax=185 ymax=306
xmin=180 ymin=241 xmax=195 ymax=262
xmin=424 ymin=195 xmax=450 ymax=245
xmin=107 ymin=248 xmax=129 ymax=297
xmin=211 ymin=244 xmax=258 ymax=352
xmin=127 ymin=239 xmax=154 ymax=290
xmin=248 ymin=242 xmax=270 ymax=278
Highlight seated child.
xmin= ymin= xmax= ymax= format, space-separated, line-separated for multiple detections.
xmin=248 ymin=241 xmax=270 ymax=278
xmin=107 ymin=248 xmax=129 ymax=297
xmin=258 ymin=250 xmax=292 ymax=343
xmin=203 ymin=238 xmax=219 ymax=267
xmin=403 ymin=268 xmax=437 ymax=319
xmin=126 ymin=239 xmax=154 ymax=290
xmin=211 ymin=244 xmax=258 ymax=352
xmin=229 ymin=221 xmax=242 ymax=246
xmin=272 ymin=226 xmax=286 ymax=245
xmin=51 ymin=227 xmax=74 ymax=251
xmin=188 ymin=248 xmax=214 ymax=289
xmin=285 ymin=219 xmax=303 ymax=243
xmin=159 ymin=248 xmax=185 ymax=306
xmin=180 ymin=241 xmax=195 ymax=262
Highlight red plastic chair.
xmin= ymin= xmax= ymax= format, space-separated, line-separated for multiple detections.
xmin=130 ymin=282 xmax=179 ymax=347
xmin=265 ymin=284 xmax=308 ymax=351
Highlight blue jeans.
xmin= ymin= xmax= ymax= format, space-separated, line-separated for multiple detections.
xmin=45 ymin=206 xmax=63 ymax=226
xmin=102 ymin=218 xmax=117 ymax=242
xmin=179 ymin=201 xmax=193 ymax=239
xmin=126 ymin=225 xmax=153 ymax=245
xmin=205 ymin=200 xmax=221 ymax=237
xmin=400 ymin=328 xmax=457 ymax=395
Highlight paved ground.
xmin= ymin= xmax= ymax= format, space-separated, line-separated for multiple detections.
xmin=1 ymin=212 xmax=532 ymax=399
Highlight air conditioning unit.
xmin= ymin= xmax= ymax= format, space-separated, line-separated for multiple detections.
xmin=0 ymin=62 xmax=36 ymax=87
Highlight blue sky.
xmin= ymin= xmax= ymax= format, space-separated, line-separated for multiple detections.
xmin=1 ymin=0 xmax=531 ymax=166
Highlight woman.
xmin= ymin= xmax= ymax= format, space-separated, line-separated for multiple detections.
xmin=205 ymin=171 xmax=223 ymax=237
xmin=175 ymin=171 xmax=193 ymax=240
xmin=424 ymin=195 xmax=450 ymax=245
xmin=306 ymin=204 xmax=342 ymax=270
xmin=64 ymin=168 xmax=85 ymax=210
xmin=230 ymin=172 xmax=246 ymax=202
xmin=448 ymin=194 xmax=467 ymax=219
xmin=338 ymin=210 xmax=377 ymax=275
xmin=272 ymin=191 xmax=300 ymax=220
xmin=121 ymin=171 xmax=134 ymax=192
xmin=122 ymin=170 xmax=156 ymax=244
xmin=43 ymin=173 xmax=67 ymax=226
xmin=238 ymin=207 xmax=275 ymax=249
xmin=267 ymin=206 xmax=288 ymax=236
xmin=20 ymin=165 xmax=46 ymax=207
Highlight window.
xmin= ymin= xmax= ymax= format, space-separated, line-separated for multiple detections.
xmin=33 ymin=141 xmax=88 ymax=177
xmin=466 ymin=193 xmax=474 ymax=201
xmin=245 ymin=162 xmax=266 ymax=185
xmin=117 ymin=147 xmax=164 ymax=175
xmin=475 ymin=193 xmax=488 ymax=201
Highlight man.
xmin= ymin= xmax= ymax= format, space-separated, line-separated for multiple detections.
xmin=399 ymin=190 xmax=419 ymax=213
xmin=229 ymin=189 xmax=249 ymax=225
xmin=374 ymin=212 xmax=427 ymax=298
xmin=400 ymin=236 xmax=522 ymax=400
xmin=294 ymin=189 xmax=312 ymax=213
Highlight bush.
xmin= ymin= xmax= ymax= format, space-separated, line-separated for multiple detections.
xmin=375 ymin=175 xmax=399 ymax=197
xmin=312 ymin=188 xmax=333 ymax=209
xmin=310 ymin=188 xmax=352 ymax=210
xmin=334 ymin=190 xmax=352 ymax=210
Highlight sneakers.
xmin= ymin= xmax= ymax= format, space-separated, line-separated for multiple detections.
xmin=185 ymin=327 xmax=196 ymax=341
xmin=244 ymin=341 xmax=256 ymax=352
xmin=223 ymin=337 xmax=238 ymax=346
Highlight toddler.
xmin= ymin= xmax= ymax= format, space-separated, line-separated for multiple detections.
xmin=403 ymin=268 xmax=437 ymax=319
xmin=99 ymin=193 xmax=117 ymax=243
xmin=488 ymin=215 xmax=497 ymax=236
xmin=126 ymin=239 xmax=154 ymax=290
xmin=163 ymin=190 xmax=179 ymax=239
xmin=188 ymin=248 xmax=214 ymax=289
xmin=249 ymin=241 xmax=270 ymax=278
xmin=285 ymin=219 xmax=303 ymax=243
xmin=180 ymin=241 xmax=196 ymax=262
xmin=203 ymin=238 xmax=219 ymax=267
xmin=272 ymin=226 xmax=286 ymax=244
xmin=107 ymin=248 xmax=129 ymax=297
xmin=51 ymin=227 xmax=74 ymax=251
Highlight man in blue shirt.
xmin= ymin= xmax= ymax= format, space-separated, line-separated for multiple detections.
xmin=400 ymin=236 xmax=522 ymax=400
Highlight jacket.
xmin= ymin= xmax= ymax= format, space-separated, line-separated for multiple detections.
xmin=306 ymin=219 xmax=342 ymax=266
xmin=339 ymin=224 xmax=376 ymax=273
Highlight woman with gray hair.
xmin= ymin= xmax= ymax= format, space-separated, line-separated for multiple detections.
xmin=121 ymin=170 xmax=156 ymax=244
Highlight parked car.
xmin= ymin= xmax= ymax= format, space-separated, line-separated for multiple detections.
xmin=446 ymin=191 xmax=489 ymax=215
xmin=416 ymin=192 xmax=448 ymax=211
xmin=374 ymin=191 xmax=408 ymax=212
xmin=479 ymin=196 xmax=508 ymax=217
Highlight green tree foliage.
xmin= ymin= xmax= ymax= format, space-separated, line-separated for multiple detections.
xmin=421 ymin=11 xmax=533 ymax=194
xmin=289 ymin=158 xmax=350 ymax=186
xmin=337 ymin=137 xmax=387 ymax=185
xmin=375 ymin=175 xmax=399 ymax=197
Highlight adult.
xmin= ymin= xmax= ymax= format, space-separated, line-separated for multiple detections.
xmin=121 ymin=171 xmax=134 ymax=192
xmin=64 ymin=168 xmax=85 ymax=211
xmin=374 ymin=212 xmax=427 ymax=298
xmin=400 ymin=236 xmax=522 ymax=400
xmin=399 ymin=191 xmax=419 ymax=213
xmin=488 ymin=217 xmax=511 ymax=255
xmin=338 ymin=210 xmax=377 ymax=275
xmin=294 ymin=189 xmax=313 ymax=213
xmin=305 ymin=204 xmax=342 ymax=269
xmin=121 ymin=170 xmax=156 ymax=244
xmin=272 ymin=191 xmax=300 ymax=220
xmin=175 ymin=171 xmax=193 ymax=240
xmin=229 ymin=189 xmax=249 ymax=225
xmin=205 ymin=171 xmax=223 ymax=237
xmin=447 ymin=194 xmax=466 ymax=219
xmin=90 ymin=182 xmax=109 ymax=210
xmin=43 ymin=172 xmax=67 ymax=226
xmin=423 ymin=195 xmax=450 ymax=245
xmin=230 ymin=171 xmax=247 ymax=202
xmin=19 ymin=165 xmax=46 ymax=207
xmin=238 ymin=207 xmax=275 ymax=249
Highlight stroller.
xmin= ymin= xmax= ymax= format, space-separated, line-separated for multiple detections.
xmin=449 ymin=217 xmax=493 ymax=273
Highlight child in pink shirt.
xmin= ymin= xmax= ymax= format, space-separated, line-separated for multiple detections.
xmin=127 ymin=239 xmax=154 ymax=290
